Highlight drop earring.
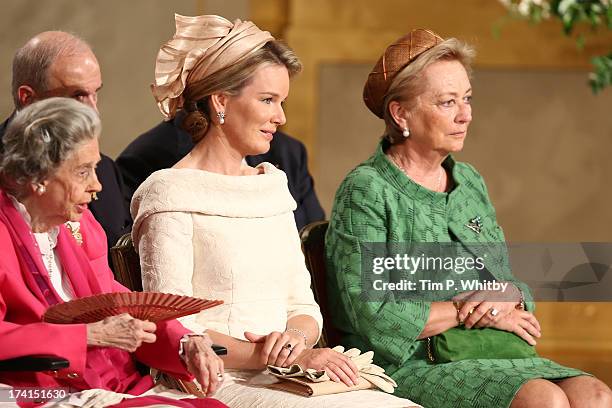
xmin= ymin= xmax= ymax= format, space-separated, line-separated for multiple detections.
xmin=402 ymin=127 xmax=410 ymax=138
xmin=217 ymin=111 xmax=225 ymax=125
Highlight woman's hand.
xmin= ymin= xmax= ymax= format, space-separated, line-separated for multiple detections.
xmin=86 ymin=313 xmax=156 ymax=352
xmin=182 ymin=334 xmax=225 ymax=396
xmin=491 ymin=310 xmax=542 ymax=345
xmin=293 ymin=348 xmax=360 ymax=387
xmin=454 ymin=284 xmax=522 ymax=328
xmin=244 ymin=330 xmax=307 ymax=368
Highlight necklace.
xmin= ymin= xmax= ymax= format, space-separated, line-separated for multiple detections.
xmin=35 ymin=230 xmax=72 ymax=301
xmin=42 ymin=234 xmax=56 ymax=278
xmin=388 ymin=153 xmax=445 ymax=192
xmin=33 ymin=231 xmax=55 ymax=278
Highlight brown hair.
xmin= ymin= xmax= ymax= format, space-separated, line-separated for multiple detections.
xmin=11 ymin=31 xmax=92 ymax=108
xmin=181 ymin=40 xmax=301 ymax=143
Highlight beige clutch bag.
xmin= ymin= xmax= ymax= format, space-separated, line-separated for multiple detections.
xmin=268 ymin=375 xmax=373 ymax=397
xmin=267 ymin=346 xmax=397 ymax=397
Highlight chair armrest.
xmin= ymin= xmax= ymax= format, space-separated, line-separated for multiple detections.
xmin=212 ymin=344 xmax=227 ymax=356
xmin=0 ymin=355 xmax=69 ymax=372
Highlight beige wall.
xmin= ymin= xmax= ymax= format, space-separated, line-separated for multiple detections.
xmin=0 ymin=0 xmax=247 ymax=158
xmin=318 ymin=66 xmax=612 ymax=240
xmin=202 ymin=0 xmax=249 ymax=21
xmin=279 ymin=0 xmax=612 ymax=156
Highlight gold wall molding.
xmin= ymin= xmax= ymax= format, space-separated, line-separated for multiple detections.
xmin=278 ymin=0 xmax=612 ymax=163
xmin=250 ymin=0 xmax=289 ymax=38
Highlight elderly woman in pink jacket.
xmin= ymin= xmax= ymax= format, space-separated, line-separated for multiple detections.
xmin=0 ymin=97 xmax=226 ymax=407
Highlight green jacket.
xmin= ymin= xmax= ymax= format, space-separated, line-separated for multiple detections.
xmin=325 ymin=141 xmax=583 ymax=407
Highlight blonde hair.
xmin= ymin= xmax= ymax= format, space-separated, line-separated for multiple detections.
xmin=382 ymin=38 xmax=475 ymax=144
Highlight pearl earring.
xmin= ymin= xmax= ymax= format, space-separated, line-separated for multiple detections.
xmin=402 ymin=127 xmax=410 ymax=138
xmin=217 ymin=111 xmax=225 ymax=125
xmin=36 ymin=184 xmax=46 ymax=194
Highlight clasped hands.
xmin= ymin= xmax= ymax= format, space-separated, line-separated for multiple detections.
xmin=86 ymin=313 xmax=224 ymax=396
xmin=245 ymin=330 xmax=360 ymax=387
xmin=453 ymin=285 xmax=541 ymax=346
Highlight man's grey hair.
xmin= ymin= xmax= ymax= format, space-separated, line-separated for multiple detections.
xmin=0 ymin=97 xmax=101 ymax=198
xmin=11 ymin=31 xmax=92 ymax=108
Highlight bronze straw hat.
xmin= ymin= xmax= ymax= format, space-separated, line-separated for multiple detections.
xmin=363 ymin=29 xmax=444 ymax=118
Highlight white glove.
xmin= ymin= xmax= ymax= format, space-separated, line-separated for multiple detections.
xmin=268 ymin=346 xmax=397 ymax=393
xmin=267 ymin=363 xmax=329 ymax=382
xmin=331 ymin=346 xmax=397 ymax=393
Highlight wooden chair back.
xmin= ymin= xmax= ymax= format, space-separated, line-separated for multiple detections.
xmin=299 ymin=221 xmax=343 ymax=348
xmin=110 ymin=233 xmax=208 ymax=397
xmin=110 ymin=233 xmax=143 ymax=292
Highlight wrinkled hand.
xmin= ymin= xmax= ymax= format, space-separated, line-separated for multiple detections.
xmin=454 ymin=284 xmax=521 ymax=328
xmin=293 ymin=348 xmax=359 ymax=387
xmin=244 ymin=330 xmax=307 ymax=368
xmin=182 ymin=334 xmax=224 ymax=396
xmin=491 ymin=309 xmax=541 ymax=345
xmin=86 ymin=313 xmax=156 ymax=352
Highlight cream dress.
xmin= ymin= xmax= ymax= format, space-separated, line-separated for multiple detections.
xmin=131 ymin=163 xmax=419 ymax=408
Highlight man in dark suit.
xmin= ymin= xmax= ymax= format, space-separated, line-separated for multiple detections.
xmin=1 ymin=31 xmax=132 ymax=258
xmin=117 ymin=111 xmax=325 ymax=230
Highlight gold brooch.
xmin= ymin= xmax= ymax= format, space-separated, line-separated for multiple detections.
xmin=65 ymin=221 xmax=83 ymax=245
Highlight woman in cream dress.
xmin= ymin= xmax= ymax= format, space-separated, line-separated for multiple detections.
xmin=131 ymin=14 xmax=418 ymax=408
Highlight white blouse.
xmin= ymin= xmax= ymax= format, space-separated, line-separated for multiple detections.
xmin=10 ymin=195 xmax=74 ymax=301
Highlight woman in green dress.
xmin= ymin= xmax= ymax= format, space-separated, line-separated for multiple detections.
xmin=325 ymin=28 xmax=612 ymax=407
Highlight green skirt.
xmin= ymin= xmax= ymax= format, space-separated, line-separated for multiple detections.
xmin=387 ymin=345 xmax=586 ymax=408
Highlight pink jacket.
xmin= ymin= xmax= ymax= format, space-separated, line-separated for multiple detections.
xmin=0 ymin=190 xmax=191 ymax=393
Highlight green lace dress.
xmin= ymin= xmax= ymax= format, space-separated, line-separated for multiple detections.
xmin=325 ymin=141 xmax=585 ymax=408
